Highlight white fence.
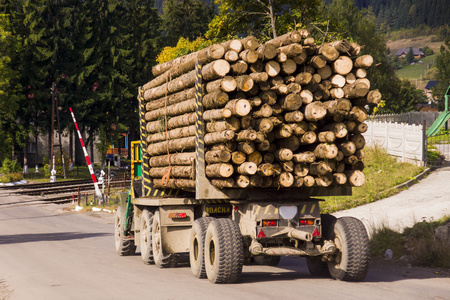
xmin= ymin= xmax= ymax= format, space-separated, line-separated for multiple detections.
xmin=362 ymin=121 xmax=425 ymax=166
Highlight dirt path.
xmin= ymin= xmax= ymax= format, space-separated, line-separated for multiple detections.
xmin=334 ymin=165 xmax=450 ymax=234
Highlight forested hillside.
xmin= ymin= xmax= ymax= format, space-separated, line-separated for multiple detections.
xmin=354 ymin=0 xmax=449 ymax=30
xmin=155 ymin=0 xmax=213 ymax=12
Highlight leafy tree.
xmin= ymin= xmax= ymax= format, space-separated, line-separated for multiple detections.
xmin=162 ymin=0 xmax=213 ymax=47
xmin=206 ymin=0 xmax=322 ymax=41
xmin=406 ymin=47 xmax=414 ymax=64
xmin=433 ymin=38 xmax=450 ymax=101
xmin=0 ymin=13 xmax=23 ymax=161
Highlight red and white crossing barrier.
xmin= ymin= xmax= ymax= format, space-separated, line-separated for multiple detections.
xmin=69 ymin=107 xmax=103 ymax=200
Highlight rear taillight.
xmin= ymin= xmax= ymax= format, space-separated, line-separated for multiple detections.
xmin=262 ymin=220 xmax=278 ymax=227
xmin=299 ymin=219 xmax=314 ymax=225
xmin=169 ymin=212 xmax=187 ymax=219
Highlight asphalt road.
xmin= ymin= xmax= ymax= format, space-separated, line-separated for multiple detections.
xmin=1 ymin=193 xmax=449 ymax=300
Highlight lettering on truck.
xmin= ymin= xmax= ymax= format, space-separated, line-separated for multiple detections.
xmin=206 ymin=205 xmax=231 ymax=214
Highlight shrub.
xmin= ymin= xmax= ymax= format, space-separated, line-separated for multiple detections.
xmin=0 ymin=158 xmax=21 ymax=174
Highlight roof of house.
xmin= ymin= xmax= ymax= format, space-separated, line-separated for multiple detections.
xmin=394 ymin=48 xmax=425 ymax=56
xmin=425 ymin=81 xmax=438 ymax=90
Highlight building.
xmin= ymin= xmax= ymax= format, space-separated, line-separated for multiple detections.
xmin=394 ymin=48 xmax=425 ymax=59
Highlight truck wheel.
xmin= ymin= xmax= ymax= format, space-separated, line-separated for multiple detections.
xmin=306 ymin=214 xmax=337 ymax=277
xmin=114 ymin=206 xmax=136 ymax=256
xmin=189 ymin=217 xmax=214 ymax=279
xmin=253 ymin=256 xmax=281 ymax=266
xmin=327 ymin=216 xmax=370 ymax=281
xmin=204 ymin=219 xmax=244 ymax=283
xmin=140 ymin=209 xmax=154 ymax=264
xmin=152 ymin=210 xmax=177 ymax=268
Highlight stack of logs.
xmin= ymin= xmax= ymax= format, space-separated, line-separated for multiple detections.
xmin=142 ymin=30 xmax=381 ymax=191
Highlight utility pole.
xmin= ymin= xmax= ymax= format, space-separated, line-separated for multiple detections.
xmin=51 ymin=82 xmax=55 ymax=172
xmin=55 ymin=89 xmax=67 ymax=179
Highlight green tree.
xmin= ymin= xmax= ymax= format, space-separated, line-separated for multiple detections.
xmin=162 ymin=0 xmax=213 ymax=47
xmin=433 ymin=38 xmax=450 ymax=100
xmin=206 ymin=0 xmax=322 ymax=41
xmin=0 ymin=13 xmax=23 ymax=161
xmin=406 ymin=47 xmax=414 ymax=64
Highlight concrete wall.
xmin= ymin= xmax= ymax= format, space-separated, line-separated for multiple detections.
xmin=363 ymin=121 xmax=425 ymax=166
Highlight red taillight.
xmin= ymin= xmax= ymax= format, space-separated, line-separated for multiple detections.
xmin=299 ymin=219 xmax=314 ymax=225
xmin=257 ymin=229 xmax=266 ymax=238
xmin=262 ymin=220 xmax=278 ymax=227
xmin=169 ymin=212 xmax=187 ymax=219
xmin=312 ymin=227 xmax=321 ymax=237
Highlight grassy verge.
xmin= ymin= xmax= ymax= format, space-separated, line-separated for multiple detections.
xmin=370 ymin=216 xmax=450 ymax=268
xmin=396 ymin=54 xmax=437 ymax=80
xmin=321 ymin=147 xmax=425 ymax=214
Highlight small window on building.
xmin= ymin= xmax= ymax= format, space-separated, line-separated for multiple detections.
xmin=28 ymin=142 xmax=36 ymax=154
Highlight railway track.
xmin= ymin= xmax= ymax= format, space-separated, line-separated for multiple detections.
xmin=1 ymin=178 xmax=131 ymax=204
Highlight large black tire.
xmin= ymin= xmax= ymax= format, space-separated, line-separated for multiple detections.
xmin=140 ymin=209 xmax=154 ymax=264
xmin=114 ymin=206 xmax=136 ymax=256
xmin=306 ymin=214 xmax=337 ymax=277
xmin=327 ymin=216 xmax=370 ymax=281
xmin=189 ymin=217 xmax=214 ymax=279
xmin=204 ymin=218 xmax=244 ymax=283
xmin=152 ymin=210 xmax=178 ymax=268
xmin=253 ymin=256 xmax=281 ymax=266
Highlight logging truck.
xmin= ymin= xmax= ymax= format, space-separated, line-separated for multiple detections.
xmin=114 ymin=31 xmax=374 ymax=283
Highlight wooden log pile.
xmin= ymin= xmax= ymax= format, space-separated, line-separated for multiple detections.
xmin=142 ymin=31 xmax=380 ymax=191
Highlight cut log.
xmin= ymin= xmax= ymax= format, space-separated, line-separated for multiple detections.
xmin=303 ymin=102 xmax=327 ymax=121
xmin=150 ymin=43 xmax=225 ymax=78
xmin=225 ymin=99 xmax=251 ymax=116
xmin=231 ymin=151 xmax=246 ymax=164
xmin=153 ymin=178 xmax=195 ymax=190
xmin=333 ymin=173 xmax=347 ymax=185
xmin=299 ymin=131 xmax=317 ymax=145
xmin=235 ymin=175 xmax=250 ymax=188
xmin=351 ymin=133 xmax=366 ymax=149
xmin=211 ymin=178 xmax=236 ymax=188
xmin=317 ymin=65 xmax=332 ymax=80
xmin=206 ymin=163 xmax=234 ymax=178
xmin=145 ymin=87 xmax=196 ymax=111
xmin=280 ymin=93 xmax=302 ymax=111
xmin=147 ymin=125 xmax=196 ymax=143
xmin=293 ymin=152 xmax=315 ymax=163
xmin=330 ymin=88 xmax=345 ymax=99
xmin=354 ymin=68 xmax=367 ymax=78
xmin=330 ymin=39 xmax=351 ymax=53
xmin=281 ymin=59 xmax=297 ymax=75
xmin=260 ymin=90 xmax=277 ymax=105
xmin=204 ymin=130 xmax=235 ymax=145
xmin=295 ymin=72 xmax=312 ymax=85
xmin=315 ymin=174 xmax=333 ymax=187
xmin=235 ymin=75 xmax=254 ymax=92
xmin=286 ymin=82 xmax=301 ymax=94
xmin=149 ymin=152 xmax=195 ymax=167
xmin=237 ymin=141 xmax=255 ymax=155
xmin=309 ymin=162 xmax=332 ymax=176
xmin=204 ymin=108 xmax=232 ymax=120
xmin=237 ymin=162 xmax=257 ymax=175
xmin=303 ymin=175 xmax=315 ymax=187
xmin=278 ymin=43 xmax=303 ymax=58
xmin=265 ymin=60 xmax=281 ymax=77
xmin=205 ymin=76 xmax=237 ymax=93
xmin=354 ymin=55 xmax=374 ymax=68
xmin=330 ymin=74 xmax=346 ymax=88
xmin=339 ymin=141 xmax=356 ymax=156
xmin=294 ymin=163 xmax=309 ymax=177
xmin=253 ymin=104 xmax=273 ymax=118
xmin=224 ymin=50 xmax=239 ymax=62
xmin=346 ymin=72 xmax=356 ymax=84
xmin=350 ymin=42 xmax=361 ymax=56
xmin=349 ymin=106 xmax=368 ymax=123
xmin=202 ymin=91 xmax=229 ymax=109
xmin=275 ymin=172 xmax=294 ymax=188
xmin=274 ymin=124 xmax=293 ymax=139
xmin=221 ymin=39 xmax=243 ymax=52
xmin=241 ymin=115 xmax=255 ymax=129
xmin=343 ymin=82 xmax=369 ymax=99
xmin=239 ymin=49 xmax=259 ymax=64
xmin=332 ymin=56 xmax=353 ymax=75
xmin=249 ymin=72 xmax=269 ymax=83
xmin=318 ymin=43 xmax=340 ymax=61
xmin=266 ymin=31 xmax=302 ymax=47
xmin=284 ymin=111 xmax=304 ymax=123
xmin=318 ymin=131 xmax=336 ymax=143
xmin=247 ymin=151 xmax=262 ymax=165
xmin=274 ymin=148 xmax=293 ymax=162
xmin=263 ymin=152 xmax=275 ymax=163
xmin=249 ymin=96 xmax=262 ymax=107
xmin=257 ymin=163 xmax=274 ymax=176
xmin=206 ymin=116 xmax=240 ymax=132
xmin=282 ymin=161 xmax=294 ymax=172
xmin=367 ymin=89 xmax=382 ymax=105
xmin=205 ymin=150 xmax=232 ymax=164
xmin=271 ymin=84 xmax=288 ymax=95
xmin=236 ymin=129 xmax=257 ymax=142
xmin=289 ymin=121 xmax=308 ymax=135
xmin=241 ymin=36 xmax=259 ymax=50
xmin=324 ymin=98 xmax=352 ymax=116
xmin=249 ymin=175 xmax=264 ymax=187
xmin=149 ymin=166 xmax=194 ymax=178
xmin=293 ymin=52 xmax=308 ymax=65
xmin=257 ymin=44 xmax=277 ymax=60
xmin=299 ymin=90 xmax=314 ymax=105
xmin=292 ymin=176 xmax=304 ymax=187
xmin=314 ymin=143 xmax=339 ymax=159
xmin=345 ymin=170 xmax=365 ymax=187
xmin=309 ymin=55 xmax=327 ymax=69
xmin=230 ymin=60 xmax=248 ymax=74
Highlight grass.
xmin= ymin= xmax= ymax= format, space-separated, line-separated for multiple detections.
xmin=321 ymin=146 xmax=425 ymax=214
xmin=396 ymin=54 xmax=437 ymax=80
xmin=370 ymin=216 xmax=450 ymax=268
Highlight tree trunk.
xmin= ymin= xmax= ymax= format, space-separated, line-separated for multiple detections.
xmin=206 ymin=163 xmax=234 ymax=178
xmin=149 ymin=152 xmax=195 ymax=167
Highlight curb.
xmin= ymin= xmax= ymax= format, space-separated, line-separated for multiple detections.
xmin=375 ymin=167 xmax=433 ymax=198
